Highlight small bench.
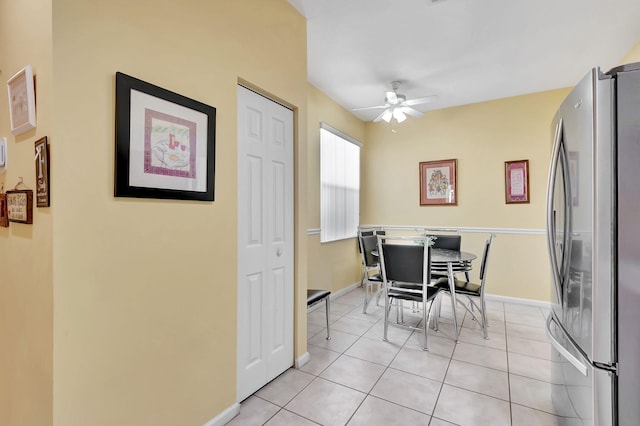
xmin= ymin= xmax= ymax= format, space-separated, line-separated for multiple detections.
xmin=307 ymin=289 xmax=331 ymax=340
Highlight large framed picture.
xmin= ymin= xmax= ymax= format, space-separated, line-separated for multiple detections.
xmin=115 ymin=72 xmax=216 ymax=201
xmin=419 ymin=159 xmax=457 ymax=206
xmin=505 ymin=159 xmax=529 ymax=204
xmin=7 ymin=65 xmax=37 ymax=135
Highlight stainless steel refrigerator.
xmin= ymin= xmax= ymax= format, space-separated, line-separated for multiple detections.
xmin=546 ymin=62 xmax=640 ymax=425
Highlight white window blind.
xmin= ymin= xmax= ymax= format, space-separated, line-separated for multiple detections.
xmin=320 ymin=123 xmax=361 ymax=243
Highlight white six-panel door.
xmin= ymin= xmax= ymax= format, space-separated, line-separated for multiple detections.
xmin=237 ymin=86 xmax=294 ymax=402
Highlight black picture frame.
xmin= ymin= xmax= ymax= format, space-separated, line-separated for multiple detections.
xmin=35 ymin=136 xmax=50 ymax=207
xmin=115 ymin=72 xmax=216 ymax=201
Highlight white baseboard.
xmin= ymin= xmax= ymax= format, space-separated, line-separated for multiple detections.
xmin=295 ymin=351 xmax=310 ymax=369
xmin=307 ymin=281 xmax=360 ymax=313
xmin=485 ymin=293 xmax=552 ymax=309
xmin=202 ymin=403 xmax=240 ymax=426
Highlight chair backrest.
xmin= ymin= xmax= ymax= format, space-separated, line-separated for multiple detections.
xmin=361 ymin=234 xmax=379 ymax=267
xmin=378 ymin=236 xmax=431 ymax=285
xmin=428 ymin=234 xmax=462 ymax=251
xmin=357 ymin=227 xmax=384 ymax=253
xmin=479 ymin=234 xmax=494 ymax=282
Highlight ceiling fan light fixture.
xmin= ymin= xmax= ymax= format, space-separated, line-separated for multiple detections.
xmin=381 ymin=109 xmax=393 ymax=123
xmin=352 ymin=81 xmax=437 ymax=123
xmin=393 ymin=108 xmax=407 ymax=123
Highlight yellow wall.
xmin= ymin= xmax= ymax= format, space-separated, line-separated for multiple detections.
xmin=1 ymin=1 xmax=637 ymax=423
xmin=51 ymin=1 xmax=306 ymax=425
xmin=305 ymin=38 xmax=640 ymax=303
xmin=361 ymin=88 xmax=571 ymax=301
xmin=0 ymin=0 xmax=54 ymax=425
xmin=306 ymin=84 xmax=366 ymax=296
xmin=621 ymin=40 xmax=640 ymax=63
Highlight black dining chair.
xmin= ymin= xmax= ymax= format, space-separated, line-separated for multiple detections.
xmin=377 ymin=235 xmax=443 ymax=351
xmin=433 ymin=234 xmax=494 ymax=339
xmin=307 ymin=289 xmax=331 ymax=340
xmin=427 ymin=233 xmax=470 ymax=282
xmin=428 ymin=234 xmax=462 ymax=251
xmin=358 ymin=230 xmax=384 ymax=313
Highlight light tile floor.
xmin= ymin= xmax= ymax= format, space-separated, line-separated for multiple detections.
xmin=228 ymin=287 xmax=567 ymax=426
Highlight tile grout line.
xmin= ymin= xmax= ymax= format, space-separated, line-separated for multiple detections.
xmin=303 ymin=290 xmax=549 ymax=425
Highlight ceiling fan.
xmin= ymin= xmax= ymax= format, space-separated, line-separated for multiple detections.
xmin=352 ymin=81 xmax=438 ymax=123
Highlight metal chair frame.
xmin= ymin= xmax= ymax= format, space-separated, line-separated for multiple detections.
xmin=377 ymin=235 xmax=443 ymax=351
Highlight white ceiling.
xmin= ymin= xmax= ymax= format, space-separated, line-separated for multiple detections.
xmin=288 ymin=0 xmax=640 ymax=122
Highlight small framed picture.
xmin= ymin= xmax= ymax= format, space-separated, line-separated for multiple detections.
xmin=505 ymin=159 xmax=529 ymax=204
xmin=115 ymin=72 xmax=216 ymax=201
xmin=35 ymin=136 xmax=50 ymax=207
xmin=419 ymin=159 xmax=457 ymax=206
xmin=0 ymin=193 xmax=8 ymax=227
xmin=6 ymin=189 xmax=33 ymax=224
xmin=7 ymin=65 xmax=37 ymax=135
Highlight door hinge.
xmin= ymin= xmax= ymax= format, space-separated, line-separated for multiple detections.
xmin=594 ymin=361 xmax=618 ymax=374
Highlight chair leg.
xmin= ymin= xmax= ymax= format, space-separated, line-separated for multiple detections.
xmin=375 ymin=285 xmax=383 ymax=306
xmin=362 ymin=279 xmax=370 ymax=314
xmin=432 ymin=292 xmax=441 ymax=332
xmin=383 ymin=292 xmax=389 ymax=342
xmin=421 ymin=299 xmax=429 ymax=351
xmin=480 ymin=297 xmax=489 ymax=339
xmin=325 ymin=296 xmax=331 ymax=340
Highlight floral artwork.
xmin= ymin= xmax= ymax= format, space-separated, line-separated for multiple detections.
xmin=144 ymin=109 xmax=197 ymax=178
xmin=427 ymin=168 xmax=450 ymax=198
xmin=420 ymin=159 xmax=457 ymax=206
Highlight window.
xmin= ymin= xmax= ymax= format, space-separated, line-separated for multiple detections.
xmin=320 ymin=123 xmax=361 ymax=243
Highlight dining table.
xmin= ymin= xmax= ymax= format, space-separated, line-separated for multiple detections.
xmin=371 ymin=245 xmax=477 ymax=340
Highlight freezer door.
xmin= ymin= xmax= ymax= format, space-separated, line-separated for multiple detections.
xmin=614 ymin=65 xmax=640 ymax=425
xmin=547 ymin=313 xmax=615 ymax=425
xmin=546 ymin=68 xmax=615 ymax=364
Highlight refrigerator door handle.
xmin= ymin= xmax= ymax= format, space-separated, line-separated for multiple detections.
xmin=546 ymin=119 xmax=563 ymax=302
xmin=546 ymin=314 xmax=588 ymax=376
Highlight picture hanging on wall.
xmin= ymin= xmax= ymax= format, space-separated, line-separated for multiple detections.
xmin=0 ymin=193 xmax=8 ymax=227
xmin=419 ymin=159 xmax=457 ymax=206
xmin=6 ymin=189 xmax=33 ymax=224
xmin=114 ymin=72 xmax=216 ymax=201
xmin=35 ymin=136 xmax=50 ymax=207
xmin=7 ymin=65 xmax=37 ymax=135
xmin=504 ymin=159 xmax=530 ymax=204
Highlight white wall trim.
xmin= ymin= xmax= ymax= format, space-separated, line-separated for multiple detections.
xmin=295 ymin=351 xmax=310 ymax=369
xmin=358 ymin=224 xmax=545 ymax=236
xmin=307 ymin=281 xmax=360 ymax=313
xmin=202 ymin=403 xmax=240 ymax=426
xmin=485 ymin=293 xmax=552 ymax=309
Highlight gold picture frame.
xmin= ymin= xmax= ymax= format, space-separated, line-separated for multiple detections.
xmin=505 ymin=159 xmax=530 ymax=204
xmin=419 ymin=159 xmax=457 ymax=206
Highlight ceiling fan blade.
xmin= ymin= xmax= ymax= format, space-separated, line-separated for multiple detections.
xmin=385 ymin=91 xmax=398 ymax=104
xmin=373 ymin=109 xmax=392 ymax=122
xmin=351 ymin=105 xmax=388 ymax=112
xmin=403 ymin=95 xmax=438 ymax=106
xmin=400 ymin=106 xmax=424 ymax=118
